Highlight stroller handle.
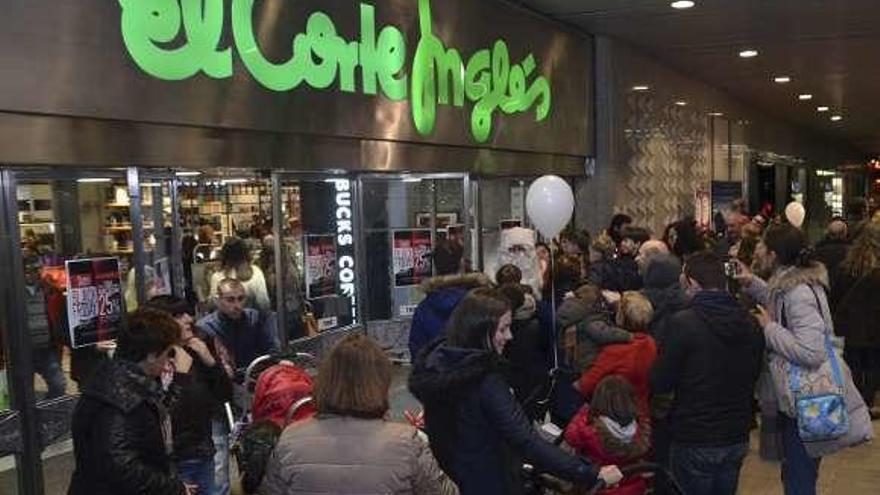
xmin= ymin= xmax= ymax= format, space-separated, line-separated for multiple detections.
xmin=587 ymin=462 xmax=683 ymax=495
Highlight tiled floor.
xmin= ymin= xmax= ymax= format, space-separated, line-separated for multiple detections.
xmin=2 ymin=365 xmax=878 ymax=494
xmin=738 ymin=423 xmax=880 ymax=495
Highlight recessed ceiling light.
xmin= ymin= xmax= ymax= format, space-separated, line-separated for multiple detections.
xmin=817 ymin=106 xmax=830 ymax=112
xmin=798 ymin=94 xmax=813 ymax=100
xmin=175 ymin=171 xmax=202 ymax=177
xmin=708 ymin=112 xmax=724 ymax=117
xmin=632 ymin=85 xmax=650 ymax=91
xmin=774 ymin=76 xmax=791 ymax=83
xmin=675 ymin=101 xmax=687 ymax=106
xmin=739 ymin=49 xmax=759 ymax=58
xmin=670 ymin=1 xmax=695 ymax=9
xmin=77 ymin=178 xmax=112 ymax=183
xmin=221 ymin=179 xmax=249 ymax=184
xmin=830 ymin=115 xmax=843 ymax=121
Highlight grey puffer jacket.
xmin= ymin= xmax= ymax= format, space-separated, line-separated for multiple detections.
xmin=259 ymin=415 xmax=458 ymax=495
xmin=745 ymin=262 xmax=873 ymax=458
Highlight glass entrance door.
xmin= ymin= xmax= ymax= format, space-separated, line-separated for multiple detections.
xmin=0 ymin=166 xmax=173 ymax=494
xmin=358 ymin=174 xmax=472 ymax=360
xmin=272 ymin=173 xmax=361 ymax=347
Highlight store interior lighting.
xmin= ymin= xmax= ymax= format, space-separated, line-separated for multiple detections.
xmin=76 ymin=178 xmax=112 ymax=183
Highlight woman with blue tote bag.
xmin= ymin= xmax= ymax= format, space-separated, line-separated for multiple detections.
xmin=738 ymin=224 xmax=872 ymax=495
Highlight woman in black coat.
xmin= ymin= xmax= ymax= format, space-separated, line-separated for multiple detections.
xmin=69 ymin=308 xmax=190 ymax=495
xmin=409 ymin=288 xmax=622 ymax=495
xmin=833 ymin=222 xmax=880 ymax=414
xmin=146 ymin=295 xmax=234 ymax=495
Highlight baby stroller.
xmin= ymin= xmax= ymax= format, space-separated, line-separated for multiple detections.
xmin=230 ymin=352 xmax=318 ymax=494
xmin=585 ymin=462 xmax=684 ymax=495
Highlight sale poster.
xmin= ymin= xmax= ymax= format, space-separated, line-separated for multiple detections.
xmin=393 ymin=229 xmax=433 ymax=287
xmin=305 ymin=235 xmax=338 ymax=299
xmin=65 ymin=257 xmax=124 ymax=348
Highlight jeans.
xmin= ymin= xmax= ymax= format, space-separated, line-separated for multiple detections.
xmin=651 ymin=417 xmax=673 ymax=495
xmin=177 ymin=457 xmax=215 ymax=495
xmin=33 ymin=347 xmax=66 ymax=399
xmin=670 ymin=442 xmax=748 ymax=495
xmin=211 ymin=419 xmax=230 ymax=495
xmin=780 ymin=414 xmax=822 ymax=495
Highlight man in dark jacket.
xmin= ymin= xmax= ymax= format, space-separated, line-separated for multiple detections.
xmin=815 ymin=219 xmax=850 ymax=286
xmin=638 ymin=252 xmax=688 ymax=490
xmin=196 ymin=278 xmax=279 ymax=495
xmin=197 ymin=278 xmax=280 ymax=375
xmin=650 ymin=251 xmax=764 ymax=495
xmin=69 ymin=308 xmax=190 ymax=495
xmin=408 ymin=239 xmax=489 ymax=359
xmin=640 ymin=253 xmax=688 ymax=345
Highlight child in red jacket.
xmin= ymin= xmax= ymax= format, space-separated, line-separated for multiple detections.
xmin=565 ymin=376 xmax=651 ymax=495
xmin=574 ymin=291 xmax=657 ymax=418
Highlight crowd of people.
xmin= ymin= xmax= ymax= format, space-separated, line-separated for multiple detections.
xmin=65 ymin=199 xmax=879 ymax=495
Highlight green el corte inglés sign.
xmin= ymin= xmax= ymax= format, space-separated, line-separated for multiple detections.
xmin=118 ymin=0 xmax=551 ymax=143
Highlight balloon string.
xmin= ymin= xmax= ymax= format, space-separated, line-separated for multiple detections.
xmin=550 ymin=242 xmax=559 ymax=371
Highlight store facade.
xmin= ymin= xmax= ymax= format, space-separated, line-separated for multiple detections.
xmin=0 ymin=0 xmax=592 ymax=492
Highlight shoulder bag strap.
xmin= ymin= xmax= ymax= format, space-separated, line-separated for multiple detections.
xmin=788 ymin=286 xmax=846 ymax=393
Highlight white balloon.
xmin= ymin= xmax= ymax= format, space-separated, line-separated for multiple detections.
xmin=526 ymin=175 xmax=575 ymax=239
xmin=785 ymin=201 xmax=806 ymax=228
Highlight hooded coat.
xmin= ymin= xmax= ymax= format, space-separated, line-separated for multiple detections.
xmin=576 ymin=334 xmax=657 ymax=419
xmin=744 ymin=263 xmax=873 ymax=458
xmin=260 ymin=415 xmax=458 ymax=495
xmin=69 ymin=359 xmax=185 ymax=495
xmin=409 ymin=341 xmax=597 ymax=495
xmin=650 ymin=291 xmax=764 ymax=447
xmin=556 ymin=297 xmax=631 ymax=372
xmin=640 ymin=254 xmax=688 ymax=346
xmin=564 ymin=406 xmax=651 ymax=495
xmin=407 ymin=273 xmax=490 ymax=359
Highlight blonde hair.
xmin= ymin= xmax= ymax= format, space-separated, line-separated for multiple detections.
xmin=616 ymin=291 xmax=653 ymax=331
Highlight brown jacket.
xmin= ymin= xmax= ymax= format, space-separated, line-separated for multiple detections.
xmin=260 ymin=415 xmax=458 ymax=495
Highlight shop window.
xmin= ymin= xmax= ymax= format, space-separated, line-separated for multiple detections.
xmin=277 ymin=177 xmax=357 ymax=341
xmin=179 ymin=176 xmax=273 ymax=314
xmin=478 ymin=178 xmax=532 ymax=273
xmin=15 ymin=178 xmax=138 ymax=399
xmin=361 ymin=177 xmax=467 ymax=322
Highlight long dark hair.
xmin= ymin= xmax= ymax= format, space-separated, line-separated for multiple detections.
xmin=446 ymin=288 xmax=511 ymax=352
xmin=763 ymin=224 xmax=812 ymax=268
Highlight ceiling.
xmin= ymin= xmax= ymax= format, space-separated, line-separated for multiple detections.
xmin=516 ymin=0 xmax=880 ymax=157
